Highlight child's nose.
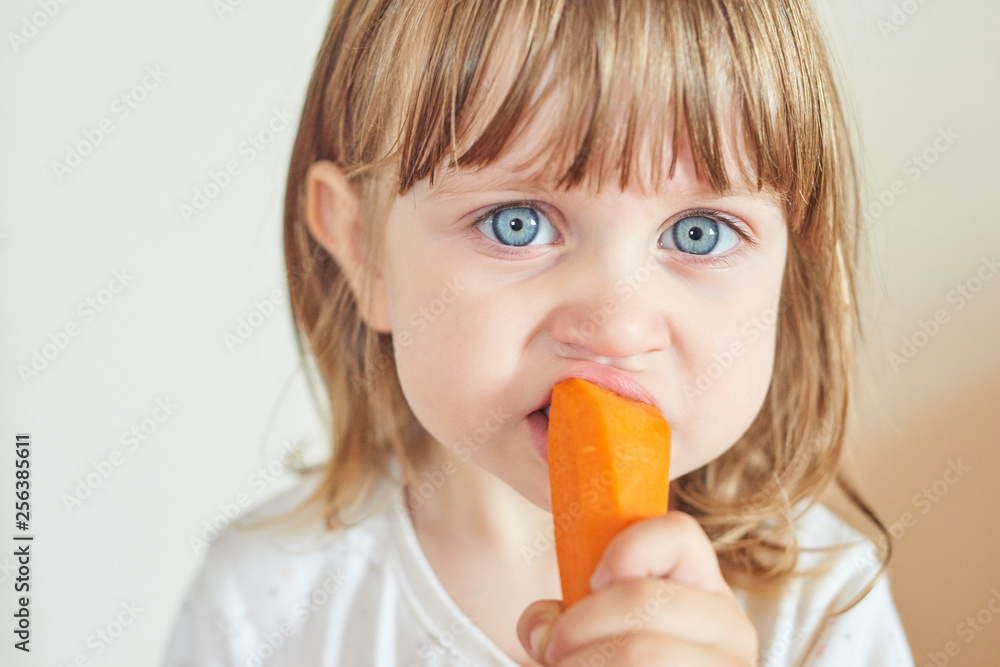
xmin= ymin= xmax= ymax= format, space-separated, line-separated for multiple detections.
xmin=546 ymin=252 xmax=671 ymax=360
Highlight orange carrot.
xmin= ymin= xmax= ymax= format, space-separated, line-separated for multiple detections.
xmin=547 ymin=377 xmax=671 ymax=607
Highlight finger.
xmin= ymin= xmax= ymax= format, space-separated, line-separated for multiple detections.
xmin=543 ymin=579 xmax=756 ymax=664
xmin=553 ymin=631 xmax=748 ymax=667
xmin=517 ymin=598 xmax=561 ymax=664
xmin=590 ymin=511 xmax=727 ymax=593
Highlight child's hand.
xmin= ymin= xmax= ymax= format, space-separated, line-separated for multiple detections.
xmin=517 ymin=512 xmax=758 ymax=666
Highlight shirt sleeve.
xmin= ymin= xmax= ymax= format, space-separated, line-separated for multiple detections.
xmin=804 ymin=575 xmax=914 ymax=666
xmin=746 ymin=505 xmax=916 ymax=667
xmin=160 ymin=536 xmax=258 ymax=667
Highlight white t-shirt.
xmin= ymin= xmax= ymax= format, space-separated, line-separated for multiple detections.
xmin=163 ymin=476 xmax=914 ymax=666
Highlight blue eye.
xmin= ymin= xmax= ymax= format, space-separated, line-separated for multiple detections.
xmin=477 ymin=206 xmax=558 ymax=247
xmin=659 ymin=215 xmax=739 ymax=255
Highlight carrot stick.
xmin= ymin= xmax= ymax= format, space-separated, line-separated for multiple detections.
xmin=547 ymin=377 xmax=671 ymax=607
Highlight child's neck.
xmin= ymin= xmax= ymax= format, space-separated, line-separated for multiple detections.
xmin=405 ymin=444 xmax=559 ymax=665
xmin=410 ymin=454 xmax=542 ymax=544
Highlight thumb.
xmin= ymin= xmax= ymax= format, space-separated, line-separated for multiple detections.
xmin=517 ymin=599 xmax=562 ymax=665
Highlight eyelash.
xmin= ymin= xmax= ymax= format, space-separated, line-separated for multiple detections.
xmin=469 ymin=199 xmax=554 ymax=259
xmin=469 ymin=201 xmax=757 ymax=265
xmin=670 ymin=207 xmax=758 ymax=269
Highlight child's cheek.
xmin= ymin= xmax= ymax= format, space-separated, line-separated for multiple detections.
xmin=384 ymin=258 xmax=510 ymax=449
xmin=672 ymin=307 xmax=779 ymax=475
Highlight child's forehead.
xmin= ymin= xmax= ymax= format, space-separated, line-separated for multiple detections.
xmin=422 ymin=121 xmax=773 ymax=205
xmin=419 ymin=160 xmax=778 ymax=213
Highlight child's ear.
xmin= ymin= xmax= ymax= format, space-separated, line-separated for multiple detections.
xmin=305 ymin=161 xmax=392 ymax=333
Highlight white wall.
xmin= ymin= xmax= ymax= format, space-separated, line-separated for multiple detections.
xmin=2 ymin=1 xmax=998 ymax=665
xmin=1 ymin=1 xmax=332 ymax=663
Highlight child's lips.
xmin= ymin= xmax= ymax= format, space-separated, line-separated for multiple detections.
xmin=528 ymin=364 xmax=662 ymax=463
xmin=558 ymin=364 xmax=660 ymax=410
xmin=528 ymin=408 xmax=549 ymax=461
xmin=530 ymin=364 xmax=662 ymax=419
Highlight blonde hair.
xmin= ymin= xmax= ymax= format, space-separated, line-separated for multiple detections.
xmin=283 ymin=0 xmax=887 ymax=593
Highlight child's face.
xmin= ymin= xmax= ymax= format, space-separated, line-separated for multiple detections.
xmin=374 ymin=125 xmax=787 ymax=510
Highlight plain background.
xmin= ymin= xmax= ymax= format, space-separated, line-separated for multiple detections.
xmin=2 ymin=0 xmax=998 ymax=665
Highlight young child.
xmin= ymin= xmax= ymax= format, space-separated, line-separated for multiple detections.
xmin=165 ymin=0 xmax=915 ymax=664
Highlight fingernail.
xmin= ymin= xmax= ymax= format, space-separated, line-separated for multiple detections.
xmin=528 ymin=616 xmax=553 ymax=662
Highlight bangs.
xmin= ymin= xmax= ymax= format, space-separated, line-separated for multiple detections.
xmin=339 ymin=0 xmax=837 ymax=229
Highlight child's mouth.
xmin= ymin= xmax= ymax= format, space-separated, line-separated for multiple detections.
xmin=528 ymin=406 xmax=550 ymax=461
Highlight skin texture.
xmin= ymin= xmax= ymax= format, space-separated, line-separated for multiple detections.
xmin=380 ymin=140 xmax=786 ymax=509
xmin=306 ymin=112 xmax=785 ymax=664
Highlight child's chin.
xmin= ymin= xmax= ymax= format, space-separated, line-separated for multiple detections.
xmin=503 ymin=465 xmax=553 ymax=514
